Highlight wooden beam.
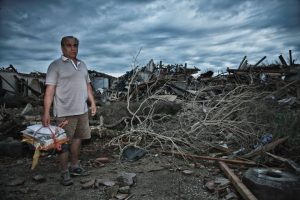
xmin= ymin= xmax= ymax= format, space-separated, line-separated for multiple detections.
xmin=219 ymin=161 xmax=258 ymax=200
xmin=161 ymin=151 xmax=256 ymax=166
xmin=242 ymin=136 xmax=288 ymax=159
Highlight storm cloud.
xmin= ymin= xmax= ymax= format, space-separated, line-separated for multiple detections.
xmin=0 ymin=0 xmax=299 ymax=77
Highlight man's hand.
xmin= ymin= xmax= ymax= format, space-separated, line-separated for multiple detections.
xmin=87 ymin=83 xmax=97 ymax=116
xmin=42 ymin=113 xmax=51 ymax=127
xmin=91 ymin=104 xmax=97 ymax=116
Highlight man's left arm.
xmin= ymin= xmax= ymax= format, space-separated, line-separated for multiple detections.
xmin=87 ymin=83 xmax=97 ymax=116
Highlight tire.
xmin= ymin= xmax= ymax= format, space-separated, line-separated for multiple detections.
xmin=242 ymin=168 xmax=300 ymax=200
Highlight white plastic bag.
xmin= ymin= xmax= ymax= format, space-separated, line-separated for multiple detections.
xmin=21 ymin=124 xmax=68 ymax=149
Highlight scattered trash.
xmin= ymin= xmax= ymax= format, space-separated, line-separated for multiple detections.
xmin=120 ymin=146 xmax=147 ymax=162
xmin=232 ymin=147 xmax=245 ymax=156
xmin=219 ymin=143 xmax=229 ymax=149
xmin=260 ymin=133 xmax=273 ymax=145
xmin=253 ymin=133 xmax=273 ymax=149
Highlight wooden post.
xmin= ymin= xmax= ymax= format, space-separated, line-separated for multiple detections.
xmin=289 ymin=50 xmax=293 ymax=66
xmin=26 ymin=79 xmax=29 ymax=96
xmin=279 ymin=55 xmax=288 ymax=66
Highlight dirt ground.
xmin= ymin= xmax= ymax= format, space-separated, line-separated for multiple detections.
xmin=0 ymin=138 xmax=222 ymax=200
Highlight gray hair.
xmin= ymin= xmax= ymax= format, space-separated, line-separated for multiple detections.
xmin=61 ymin=36 xmax=79 ymax=47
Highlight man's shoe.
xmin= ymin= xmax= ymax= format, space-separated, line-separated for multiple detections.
xmin=60 ymin=171 xmax=73 ymax=186
xmin=69 ymin=166 xmax=90 ymax=176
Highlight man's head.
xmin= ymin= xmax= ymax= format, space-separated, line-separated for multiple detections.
xmin=61 ymin=36 xmax=79 ymax=60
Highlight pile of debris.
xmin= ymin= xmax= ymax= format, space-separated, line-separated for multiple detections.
xmin=98 ymin=51 xmax=300 ymax=200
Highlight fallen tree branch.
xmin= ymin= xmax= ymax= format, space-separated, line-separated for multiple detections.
xmin=109 ymin=82 xmax=285 ymax=158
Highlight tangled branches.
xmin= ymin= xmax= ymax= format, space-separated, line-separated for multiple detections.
xmin=107 ymin=80 xmax=277 ymax=155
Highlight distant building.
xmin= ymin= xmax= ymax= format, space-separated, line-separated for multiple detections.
xmin=0 ymin=65 xmax=46 ymax=98
xmin=88 ymin=70 xmax=117 ymax=93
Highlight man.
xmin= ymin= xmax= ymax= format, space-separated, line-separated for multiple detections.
xmin=42 ymin=36 xmax=96 ymax=186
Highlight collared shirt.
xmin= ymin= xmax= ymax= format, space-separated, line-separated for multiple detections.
xmin=61 ymin=55 xmax=81 ymax=70
xmin=45 ymin=57 xmax=91 ymax=117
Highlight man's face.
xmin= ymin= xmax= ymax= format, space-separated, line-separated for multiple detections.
xmin=61 ymin=38 xmax=78 ymax=60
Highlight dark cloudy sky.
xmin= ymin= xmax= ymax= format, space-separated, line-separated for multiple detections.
xmin=0 ymin=0 xmax=299 ymax=77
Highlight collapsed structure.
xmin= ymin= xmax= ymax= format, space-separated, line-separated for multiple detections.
xmin=106 ymin=51 xmax=299 ymax=102
xmin=1 ymin=50 xmax=299 ymax=106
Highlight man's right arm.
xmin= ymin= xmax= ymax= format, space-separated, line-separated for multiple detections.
xmin=42 ymin=85 xmax=56 ymax=127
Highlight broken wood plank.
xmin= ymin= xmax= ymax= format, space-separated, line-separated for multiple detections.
xmin=161 ymin=151 xmax=257 ymax=166
xmin=219 ymin=161 xmax=258 ymax=200
xmin=266 ymin=152 xmax=300 ymax=174
xmin=242 ymin=136 xmax=288 ymax=159
xmin=0 ymin=74 xmax=20 ymax=94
